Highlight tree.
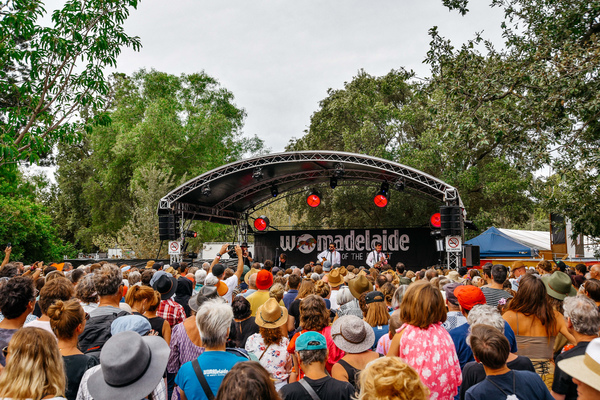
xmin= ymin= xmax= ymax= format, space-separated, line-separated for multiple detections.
xmin=0 ymin=0 xmax=141 ymax=166
xmin=430 ymin=0 xmax=600 ymax=236
xmin=286 ymin=68 xmax=534 ymax=232
xmin=51 ymin=69 xmax=263 ymax=254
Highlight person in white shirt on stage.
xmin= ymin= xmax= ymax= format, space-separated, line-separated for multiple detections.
xmin=366 ymin=242 xmax=388 ymax=268
xmin=317 ymin=243 xmax=341 ymax=266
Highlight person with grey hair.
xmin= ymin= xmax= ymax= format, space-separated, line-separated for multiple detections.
xmin=75 ymin=274 xmax=99 ymax=314
xmin=459 ymin=304 xmax=535 ymax=400
xmin=127 ymin=270 xmax=141 ymax=286
xmin=336 ymin=286 xmax=362 ymax=318
xmin=175 ymin=299 xmax=246 ymax=400
xmin=551 ymin=295 xmax=600 ymax=400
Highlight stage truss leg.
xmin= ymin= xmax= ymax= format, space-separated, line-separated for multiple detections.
xmin=446 ymin=251 xmax=462 ymax=270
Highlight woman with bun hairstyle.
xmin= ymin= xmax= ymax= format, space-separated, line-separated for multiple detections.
xmin=125 ymin=284 xmax=156 ymax=316
xmin=144 ymin=290 xmax=171 ymax=344
xmin=0 ymin=327 xmax=68 ymax=399
xmin=48 ymin=299 xmax=98 ymax=400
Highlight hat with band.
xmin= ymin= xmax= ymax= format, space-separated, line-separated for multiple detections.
xmin=255 ymin=298 xmax=288 ymax=328
xmin=542 ymin=271 xmax=577 ymax=301
xmin=557 ymin=337 xmax=600 ymax=393
xmin=331 ymin=315 xmax=375 ymax=354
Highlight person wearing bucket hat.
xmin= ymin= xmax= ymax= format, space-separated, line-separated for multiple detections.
xmin=330 ymin=315 xmax=379 ymax=389
xmin=551 ymin=295 xmax=600 ymax=400
xmin=83 ymin=331 xmax=169 ymax=400
xmin=348 ymin=274 xmax=373 ymax=300
xmin=557 ymin=337 xmax=600 ymax=400
xmin=153 ymin=271 xmax=186 ymax=328
xmin=244 ymin=298 xmax=291 ymax=390
xmin=447 ymin=270 xmax=464 ymax=283
xmin=280 ymin=331 xmax=355 ymax=400
xmin=247 ymin=270 xmax=284 ymax=317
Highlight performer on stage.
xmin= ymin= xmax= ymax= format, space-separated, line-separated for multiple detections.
xmin=366 ymin=241 xmax=388 ymax=268
xmin=241 ymin=242 xmax=253 ymax=267
xmin=317 ymin=243 xmax=341 ymax=265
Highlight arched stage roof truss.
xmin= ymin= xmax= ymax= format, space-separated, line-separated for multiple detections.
xmin=157 ymin=151 xmax=465 ymax=225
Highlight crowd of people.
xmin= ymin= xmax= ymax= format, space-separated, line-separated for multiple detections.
xmin=0 ymin=243 xmax=599 ymax=400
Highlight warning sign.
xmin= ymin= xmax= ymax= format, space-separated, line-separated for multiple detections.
xmin=168 ymin=241 xmax=181 ymax=255
xmin=445 ymin=236 xmax=462 ymax=252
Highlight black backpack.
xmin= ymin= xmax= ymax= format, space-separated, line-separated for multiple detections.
xmin=78 ymin=310 xmax=129 ymax=358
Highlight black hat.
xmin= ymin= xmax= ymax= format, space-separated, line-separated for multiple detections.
xmin=152 ymin=272 xmax=178 ymax=300
xmin=241 ymin=242 xmax=249 ymax=248
xmin=365 ymin=291 xmax=384 ymax=304
xmin=212 ymin=264 xmax=225 ymax=278
xmin=152 ymin=262 xmax=163 ymax=271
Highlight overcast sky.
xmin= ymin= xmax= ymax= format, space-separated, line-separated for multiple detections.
xmin=102 ymin=0 xmax=504 ymax=152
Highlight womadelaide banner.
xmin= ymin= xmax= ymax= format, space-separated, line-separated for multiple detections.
xmin=254 ymin=228 xmax=438 ymax=269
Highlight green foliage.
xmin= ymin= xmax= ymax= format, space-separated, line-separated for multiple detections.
xmin=0 ymin=0 xmax=141 ymax=166
xmin=51 ymin=69 xmax=263 ymax=253
xmin=430 ymin=0 xmax=600 ymax=236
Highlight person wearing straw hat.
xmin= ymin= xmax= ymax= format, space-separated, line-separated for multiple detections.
xmin=330 ymin=315 xmax=379 ymax=389
xmin=245 ymin=298 xmax=292 ymax=390
xmin=326 ymin=269 xmax=343 ymax=312
xmin=557 ymin=337 xmax=600 ymax=400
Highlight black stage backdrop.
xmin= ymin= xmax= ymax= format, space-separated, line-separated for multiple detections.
xmin=254 ymin=228 xmax=438 ymax=270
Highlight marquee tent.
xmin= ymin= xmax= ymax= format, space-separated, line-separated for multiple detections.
xmin=465 ymin=227 xmax=550 ymax=258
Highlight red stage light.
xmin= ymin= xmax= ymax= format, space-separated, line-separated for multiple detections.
xmin=430 ymin=212 xmax=441 ymax=228
xmin=254 ymin=216 xmax=269 ymax=231
xmin=374 ymin=193 xmax=388 ymax=208
xmin=307 ymin=193 xmax=321 ymax=207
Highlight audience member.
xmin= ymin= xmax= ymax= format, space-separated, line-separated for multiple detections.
xmin=0 ymin=276 xmax=36 ymax=366
xmin=557 ymin=337 xmax=600 ymax=400
xmin=356 ymin=356 xmax=429 ymax=400
xmin=216 ymin=361 xmax=281 ymax=400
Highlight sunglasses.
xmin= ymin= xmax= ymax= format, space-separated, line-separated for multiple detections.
xmin=85 ymin=312 xmax=90 ymax=321
xmin=2 ymin=346 xmax=8 ymax=358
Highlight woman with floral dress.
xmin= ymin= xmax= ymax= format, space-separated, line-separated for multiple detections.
xmin=387 ymin=281 xmax=461 ymax=400
xmin=245 ymin=298 xmax=292 ymax=390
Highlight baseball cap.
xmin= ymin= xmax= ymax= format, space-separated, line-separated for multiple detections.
xmin=454 ymin=285 xmax=486 ymax=310
xmin=365 ymin=291 xmax=384 ymax=304
xmin=296 ymin=331 xmax=327 ymax=351
xmin=212 ymin=264 xmax=225 ymax=278
xmin=443 ymin=283 xmax=461 ymax=306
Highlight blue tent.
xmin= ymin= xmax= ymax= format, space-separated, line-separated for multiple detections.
xmin=465 ymin=227 xmax=537 ymax=257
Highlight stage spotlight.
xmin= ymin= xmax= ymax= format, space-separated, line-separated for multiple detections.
xmin=374 ymin=192 xmax=388 ymax=208
xmin=380 ymin=181 xmax=390 ymax=195
xmin=271 ymin=185 xmax=278 ymax=197
xmin=394 ymin=179 xmax=405 ymax=191
xmin=330 ymin=177 xmax=338 ymax=189
xmin=430 ymin=212 xmax=441 ymax=228
xmin=254 ymin=216 xmax=270 ymax=231
xmin=334 ymin=163 xmax=345 ymax=177
xmin=307 ymin=191 xmax=321 ymax=207
xmin=201 ymin=185 xmax=211 ymax=196
xmin=252 ymin=167 xmax=264 ymax=180
xmin=184 ymin=230 xmax=198 ymax=238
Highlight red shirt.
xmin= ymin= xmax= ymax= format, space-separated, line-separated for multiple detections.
xmin=157 ymin=299 xmax=186 ymax=327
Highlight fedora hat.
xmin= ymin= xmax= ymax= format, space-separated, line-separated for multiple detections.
xmin=348 ymin=274 xmax=373 ymax=299
xmin=327 ymin=269 xmax=343 ymax=288
xmin=557 ymin=337 xmax=600 ymax=392
xmin=542 ymin=271 xmax=577 ymax=300
xmin=188 ymin=285 xmax=219 ymax=312
xmin=331 ymin=315 xmax=375 ymax=354
xmin=244 ymin=268 xmax=259 ymax=285
xmin=339 ymin=266 xmax=348 ymax=276
xmin=447 ymin=270 xmax=464 ymax=283
xmin=151 ymin=271 xmax=178 ymax=300
xmin=255 ymin=298 xmax=288 ymax=328
xmin=88 ymin=331 xmax=169 ymax=400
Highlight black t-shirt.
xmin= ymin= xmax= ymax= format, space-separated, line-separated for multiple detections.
xmin=289 ymin=299 xmax=301 ymax=330
xmin=227 ymin=317 xmax=259 ymax=349
xmin=148 ymin=316 xmax=167 ymax=338
xmin=552 ymin=341 xmax=591 ymax=400
xmin=460 ymin=356 xmax=535 ymax=400
xmin=63 ymin=354 xmax=99 ymax=400
xmin=465 ymin=370 xmax=553 ymax=400
xmin=279 ymin=376 xmax=355 ymax=400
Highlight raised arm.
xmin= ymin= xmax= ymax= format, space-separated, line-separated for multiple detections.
xmin=0 ymin=246 xmax=11 ymax=268
xmin=210 ymin=243 xmax=230 ymax=273
xmin=234 ymin=245 xmax=243 ymax=280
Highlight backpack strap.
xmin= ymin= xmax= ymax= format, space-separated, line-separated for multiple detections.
xmin=191 ymin=359 xmax=215 ymax=400
xmin=298 ymin=379 xmax=321 ymax=400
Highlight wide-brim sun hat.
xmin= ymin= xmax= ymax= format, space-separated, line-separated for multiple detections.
xmin=188 ymin=285 xmax=218 ymax=312
xmin=327 ymin=269 xmax=343 ymax=287
xmin=88 ymin=331 xmax=170 ymax=400
xmin=255 ymin=297 xmax=288 ymax=328
xmin=331 ymin=315 xmax=375 ymax=354
xmin=244 ymin=268 xmax=259 ymax=285
xmin=348 ymin=274 xmax=373 ymax=299
xmin=557 ymin=337 xmax=600 ymax=392
xmin=542 ymin=271 xmax=577 ymax=300
xmin=447 ymin=270 xmax=464 ymax=283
